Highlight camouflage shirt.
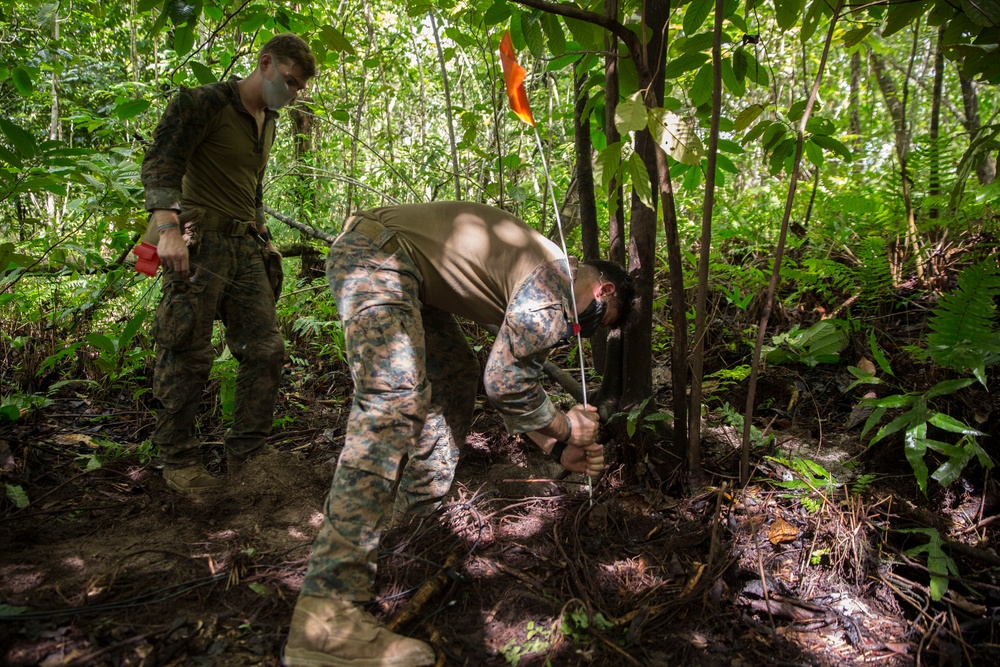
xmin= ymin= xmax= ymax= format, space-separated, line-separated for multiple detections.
xmin=141 ymin=79 xmax=278 ymax=225
xmin=351 ymin=202 xmax=576 ymax=434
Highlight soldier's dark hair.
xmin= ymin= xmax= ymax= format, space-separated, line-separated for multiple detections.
xmin=261 ymin=33 xmax=317 ymax=80
xmin=582 ymin=259 xmax=633 ymax=327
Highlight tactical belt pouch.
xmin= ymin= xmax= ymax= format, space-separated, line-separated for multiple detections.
xmin=341 ymin=215 xmax=401 ymax=254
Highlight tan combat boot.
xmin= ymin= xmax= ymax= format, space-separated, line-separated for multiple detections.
xmin=283 ymin=595 xmax=435 ymax=667
xmin=163 ymin=464 xmax=225 ymax=492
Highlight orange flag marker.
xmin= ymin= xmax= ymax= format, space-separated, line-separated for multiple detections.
xmin=499 ymin=31 xmax=535 ymax=126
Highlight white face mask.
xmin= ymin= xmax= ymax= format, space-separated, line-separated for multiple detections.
xmin=262 ymin=60 xmax=295 ymax=110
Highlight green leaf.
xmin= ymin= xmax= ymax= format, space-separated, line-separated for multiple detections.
xmin=717 ymin=138 xmax=745 ymax=154
xmin=594 ymin=142 xmax=623 ymax=193
xmin=684 ymin=0 xmax=714 ymax=35
xmin=189 ymin=61 xmax=216 ymax=85
xmin=732 ymin=45 xmax=748 ymax=83
xmin=615 ymin=94 xmax=648 ymax=134
xmin=522 ymin=12 xmax=545 ymax=58
xmin=648 ymin=107 xmax=705 ymax=165
xmin=248 ymin=582 xmax=270 ymax=597
xmin=540 ymin=12 xmax=567 ymax=55
xmin=173 ymin=21 xmax=195 ymax=56
xmin=690 ymin=64 xmax=713 ymax=108
xmin=665 ymin=53 xmax=709 ymax=79
xmin=0 ymin=117 xmax=37 ymax=158
xmin=733 ymin=104 xmax=765 ymax=132
xmin=884 ymin=0 xmax=931 ymax=39
xmin=114 ymin=99 xmax=151 ymax=120
xmin=744 ymin=119 xmax=773 ymax=144
xmin=484 ymin=1 xmax=513 ymax=25
xmin=870 ymin=331 xmax=894 ymax=376
xmin=5 ymin=483 xmax=29 ymax=509
xmin=809 ymin=134 xmax=852 ymax=160
xmin=925 ymin=377 xmax=976 ymax=399
xmin=804 ymin=138 xmax=824 ymax=168
xmin=861 ymin=393 xmax=917 ymax=409
xmin=774 ymin=0 xmax=803 ymax=31
xmin=319 ymin=25 xmax=356 ymax=56
xmin=843 ymin=25 xmax=874 ymax=48
xmin=721 ymin=57 xmax=745 ymax=97
xmin=805 ymin=116 xmax=836 ymax=135
xmin=11 ymin=67 xmax=34 ymax=95
xmin=627 ymin=152 xmax=654 ymax=211
xmin=928 ymin=413 xmax=982 ymax=436
xmin=86 ymin=333 xmax=117 ymax=355
xmin=904 ymin=424 xmax=930 ymax=494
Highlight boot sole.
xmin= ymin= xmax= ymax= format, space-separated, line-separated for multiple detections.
xmin=164 ymin=478 xmax=225 ymax=493
xmin=282 ymin=646 xmax=435 ymax=667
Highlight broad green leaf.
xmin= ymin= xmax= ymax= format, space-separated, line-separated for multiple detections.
xmin=884 ymin=1 xmax=931 ymax=38
xmin=744 ymin=119 xmax=773 ymax=144
xmin=801 ymin=0 xmax=825 ymax=43
xmin=11 ymin=67 xmax=33 ymax=95
xmin=721 ymin=58 xmax=745 ymax=97
xmin=665 ymin=53 xmax=709 ymax=79
xmin=861 ymin=394 xmax=917 ymax=409
xmin=647 ymin=107 xmax=705 ymax=165
xmin=732 ymin=45 xmax=748 ymax=83
xmin=173 ymin=21 xmax=195 ymax=56
xmin=805 ymin=139 xmax=824 ymax=168
xmin=627 ymin=152 xmax=654 ymax=210
xmin=717 ymin=138 xmax=745 ymax=154
xmin=249 ymin=582 xmax=270 ymax=597
xmin=319 ymin=25 xmax=356 ymax=56
xmin=5 ymin=483 xmax=29 ymax=509
xmin=540 ymin=12 xmax=566 ymax=55
xmin=809 ymin=134 xmax=852 ymax=160
xmin=137 ymin=0 xmax=161 ymax=10
xmin=870 ymin=331 xmax=894 ymax=376
xmin=745 ymin=51 xmax=769 ymax=86
xmin=904 ymin=424 xmax=930 ymax=493
xmin=805 ymin=116 xmax=836 ymax=135
xmin=86 ymin=333 xmax=117 ymax=355
xmin=484 ymin=1 xmax=513 ymax=25
xmin=690 ymin=64 xmax=713 ymax=108
xmin=594 ymin=142 xmax=623 ymax=192
xmin=774 ymin=0 xmax=803 ymax=31
xmin=522 ymin=12 xmax=545 ymax=58
xmin=684 ymin=0 xmax=714 ymax=35
xmin=0 ymin=117 xmax=38 ymax=158
xmin=189 ymin=62 xmax=216 ymax=85
xmin=733 ymin=104 xmax=765 ymax=132
xmin=615 ymin=95 xmax=648 ymax=134
xmin=509 ymin=11 xmax=526 ymax=51
xmin=961 ymin=0 xmax=1000 ymax=26
xmin=114 ymin=99 xmax=151 ymax=120
xmin=925 ymin=377 xmax=975 ymax=399
xmin=927 ymin=413 xmax=982 ymax=436
xmin=682 ymin=32 xmax=717 ymax=55
xmin=716 ymin=153 xmax=737 ymax=173
xmin=843 ymin=25 xmax=874 ymax=48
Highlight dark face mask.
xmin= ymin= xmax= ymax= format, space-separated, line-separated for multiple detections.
xmin=577 ymin=298 xmax=606 ymax=338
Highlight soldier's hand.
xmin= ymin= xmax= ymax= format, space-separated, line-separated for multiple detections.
xmin=154 ymin=210 xmax=190 ymax=277
xmin=565 ymin=404 xmax=599 ymax=448
xmin=561 ymin=441 xmax=604 ymax=477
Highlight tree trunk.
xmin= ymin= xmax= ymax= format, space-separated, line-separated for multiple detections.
xmin=688 ymin=0 xmax=725 ymax=489
xmin=849 ymin=50 xmax=862 ymax=163
xmin=959 ymin=72 xmax=997 ymax=186
xmin=928 ymin=25 xmax=944 ymax=221
xmin=429 ymin=10 xmax=462 ymax=200
xmin=870 ymin=43 xmax=925 ymax=281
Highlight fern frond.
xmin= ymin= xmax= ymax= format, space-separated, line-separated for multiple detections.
xmin=926 ymin=260 xmax=1000 ymax=381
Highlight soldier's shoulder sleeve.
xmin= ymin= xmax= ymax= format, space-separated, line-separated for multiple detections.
xmin=140 ymin=84 xmax=231 ymax=212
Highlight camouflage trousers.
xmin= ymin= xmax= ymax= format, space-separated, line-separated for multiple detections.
xmin=151 ymin=230 xmax=284 ymax=468
xmin=301 ymin=221 xmax=479 ymax=600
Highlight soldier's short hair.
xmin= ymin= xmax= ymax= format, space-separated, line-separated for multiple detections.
xmin=582 ymin=259 xmax=633 ymax=327
xmin=261 ymin=33 xmax=317 ymax=80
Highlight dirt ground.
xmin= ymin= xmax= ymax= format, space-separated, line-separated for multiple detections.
xmin=1 ymin=336 xmax=999 ymax=666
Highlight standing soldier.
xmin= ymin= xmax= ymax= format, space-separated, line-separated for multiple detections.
xmin=141 ymin=34 xmax=316 ymax=492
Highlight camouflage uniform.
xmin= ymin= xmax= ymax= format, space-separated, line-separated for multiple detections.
xmin=142 ymin=80 xmax=284 ymax=467
xmin=302 ymin=204 xmax=575 ymax=600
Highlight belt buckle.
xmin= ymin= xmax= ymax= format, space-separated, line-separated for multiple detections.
xmin=230 ymin=220 xmax=251 ymax=237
